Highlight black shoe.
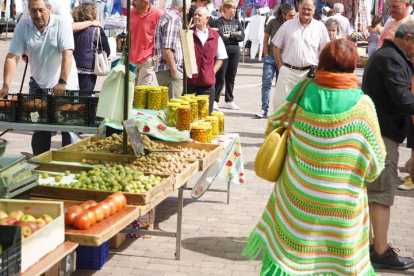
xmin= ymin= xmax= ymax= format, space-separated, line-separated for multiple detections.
xmin=371 ymin=244 xmax=413 ymax=270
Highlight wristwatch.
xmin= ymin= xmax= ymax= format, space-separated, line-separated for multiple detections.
xmin=58 ymin=78 xmax=67 ymax=85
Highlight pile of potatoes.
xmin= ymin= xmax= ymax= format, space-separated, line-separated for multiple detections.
xmin=77 ymin=133 xmax=209 ymax=160
xmin=127 ymin=153 xmax=191 ymax=175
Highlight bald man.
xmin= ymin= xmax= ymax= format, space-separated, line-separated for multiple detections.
xmin=187 ymin=7 xmax=227 ymax=114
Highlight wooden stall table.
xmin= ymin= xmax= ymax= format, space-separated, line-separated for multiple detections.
xmin=21 ymin=241 xmax=78 ymax=276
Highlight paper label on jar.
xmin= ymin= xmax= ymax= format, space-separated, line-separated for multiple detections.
xmin=30 ymin=111 xmax=40 ymax=123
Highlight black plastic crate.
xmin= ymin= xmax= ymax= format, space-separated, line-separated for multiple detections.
xmin=53 ymin=95 xmax=88 ymax=126
xmin=88 ymin=97 xmax=104 ymax=127
xmin=76 ymin=240 xmax=109 ymax=270
xmin=0 ymin=94 xmax=18 ymax=122
xmin=0 ymin=226 xmax=21 ymax=276
xmin=17 ymin=93 xmax=52 ymax=124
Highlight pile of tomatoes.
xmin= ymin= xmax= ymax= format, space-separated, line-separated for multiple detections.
xmin=65 ymin=192 xmax=127 ymax=230
xmin=0 ymin=96 xmax=17 ymax=107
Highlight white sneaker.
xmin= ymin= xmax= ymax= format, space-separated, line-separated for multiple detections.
xmin=224 ymin=101 xmax=239 ymax=110
xmin=255 ymin=110 xmax=267 ymax=118
xmin=213 ymin=101 xmax=219 ymax=110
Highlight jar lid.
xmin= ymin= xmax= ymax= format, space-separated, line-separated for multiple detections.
xmin=177 ymin=105 xmax=190 ymax=109
xmin=191 ymin=124 xmax=204 ymax=130
xmin=179 ymin=96 xmax=191 ymax=100
xmin=211 ymin=112 xmax=224 ymax=116
xmin=159 ymin=86 xmax=169 ymax=90
xmin=148 ymin=88 xmax=161 ymax=91
xmin=199 ymin=122 xmax=211 ymax=127
xmin=168 ymin=102 xmax=181 ymax=107
xmin=187 ymin=94 xmax=196 ymax=98
xmin=180 ymin=101 xmax=190 ymax=105
xmin=189 ymin=99 xmax=198 ymax=103
xmin=170 ymin=99 xmax=184 ymax=103
xmin=205 ymin=116 xmax=218 ymax=121
xmin=198 ymin=95 xmax=210 ymax=99
xmin=195 ymin=97 xmax=206 ymax=101
xmin=134 ymin=86 xmax=147 ymax=90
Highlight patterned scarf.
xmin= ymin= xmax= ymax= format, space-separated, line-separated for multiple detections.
xmin=314 ymin=70 xmax=360 ymax=89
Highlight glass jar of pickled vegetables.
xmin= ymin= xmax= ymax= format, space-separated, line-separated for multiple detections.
xmin=198 ymin=95 xmax=210 ymax=114
xmin=159 ymin=86 xmax=169 ymax=109
xmin=211 ymin=112 xmax=225 ymax=135
xmin=133 ymin=86 xmax=148 ymax=109
xmin=176 ymin=105 xmax=191 ymax=130
xmin=199 ymin=122 xmax=212 ymax=143
xmin=205 ymin=116 xmax=219 ymax=140
xmin=190 ymin=124 xmax=206 ymax=143
xmin=189 ymin=99 xmax=198 ymax=123
xmin=167 ymin=102 xmax=180 ymax=127
xmin=147 ymin=87 xmax=162 ymax=110
xmin=196 ymin=97 xmax=208 ymax=120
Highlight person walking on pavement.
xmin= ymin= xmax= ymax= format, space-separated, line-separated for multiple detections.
xmin=271 ymin=0 xmax=329 ymax=111
xmin=362 ymin=21 xmax=414 ymax=270
xmin=187 ymin=7 xmax=227 ymax=115
xmin=0 ymin=0 xmax=79 ymax=155
xmin=154 ymin=0 xmax=184 ymax=99
xmin=244 ymin=39 xmax=386 ymax=276
xmin=255 ymin=4 xmax=295 ymax=118
xmin=130 ymin=0 xmax=164 ymax=86
xmin=213 ymin=0 xmax=245 ymax=110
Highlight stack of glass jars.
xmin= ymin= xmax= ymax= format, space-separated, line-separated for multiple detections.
xmin=205 ymin=116 xmax=219 ymax=140
xmin=167 ymin=102 xmax=180 ymax=127
xmin=211 ymin=112 xmax=225 ymax=135
xmin=190 ymin=124 xmax=206 ymax=143
xmin=133 ymin=86 xmax=148 ymax=109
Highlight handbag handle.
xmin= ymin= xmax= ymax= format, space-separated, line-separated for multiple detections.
xmin=95 ymin=27 xmax=103 ymax=51
xmin=279 ymin=79 xmax=313 ymax=131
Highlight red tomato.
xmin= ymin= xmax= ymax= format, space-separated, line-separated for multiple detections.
xmin=85 ymin=200 xmax=97 ymax=207
xmin=88 ymin=205 xmax=104 ymax=223
xmin=65 ymin=210 xmax=78 ymax=226
xmin=111 ymin=192 xmax=127 ymax=208
xmin=81 ymin=203 xmax=92 ymax=210
xmin=97 ymin=202 xmax=110 ymax=219
xmin=68 ymin=206 xmax=84 ymax=215
xmin=83 ymin=210 xmax=96 ymax=226
xmin=102 ymin=199 xmax=117 ymax=215
xmin=107 ymin=195 xmax=123 ymax=212
xmin=73 ymin=213 xmax=91 ymax=230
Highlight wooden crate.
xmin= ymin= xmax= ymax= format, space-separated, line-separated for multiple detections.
xmin=173 ymin=160 xmax=199 ymax=190
xmin=59 ymin=137 xmax=223 ymax=171
xmin=30 ymin=163 xmax=175 ymax=205
xmin=30 ymin=150 xmax=135 ymax=165
xmin=0 ymin=199 xmax=64 ymax=272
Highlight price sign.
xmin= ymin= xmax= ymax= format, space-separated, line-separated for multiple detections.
xmin=123 ymin=119 xmax=144 ymax=156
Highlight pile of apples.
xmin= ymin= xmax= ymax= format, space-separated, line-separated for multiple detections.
xmin=65 ymin=192 xmax=127 ymax=230
xmin=0 ymin=210 xmax=53 ymax=238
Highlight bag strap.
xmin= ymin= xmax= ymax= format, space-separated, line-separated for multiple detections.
xmin=96 ymin=27 xmax=102 ymax=51
xmin=279 ymin=79 xmax=310 ymax=127
xmin=286 ymin=79 xmax=313 ymax=131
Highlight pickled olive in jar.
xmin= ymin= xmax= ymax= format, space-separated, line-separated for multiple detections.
xmin=211 ymin=112 xmax=225 ymax=135
xmin=167 ymin=103 xmax=180 ymax=127
xmin=205 ymin=116 xmax=219 ymax=140
xmin=189 ymin=99 xmax=198 ymax=123
xmin=196 ymin=97 xmax=208 ymax=120
xmin=190 ymin=124 xmax=206 ymax=143
xmin=176 ymin=105 xmax=191 ymax=130
xmin=159 ymin=86 xmax=169 ymax=109
xmin=199 ymin=122 xmax=212 ymax=143
xmin=198 ymin=95 xmax=210 ymax=115
xmin=133 ymin=86 xmax=148 ymax=109
xmin=147 ymin=88 xmax=162 ymax=110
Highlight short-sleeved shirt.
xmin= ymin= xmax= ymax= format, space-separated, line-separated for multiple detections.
xmin=195 ymin=28 xmax=228 ymax=60
xmin=264 ymin=17 xmax=283 ymax=57
xmin=272 ymin=17 xmax=330 ymax=67
xmin=329 ymin=13 xmax=351 ymax=38
xmin=377 ymin=14 xmax=414 ymax=49
xmin=130 ymin=4 xmax=164 ymax=64
xmin=9 ymin=15 xmax=79 ymax=89
xmin=154 ymin=8 xmax=183 ymax=73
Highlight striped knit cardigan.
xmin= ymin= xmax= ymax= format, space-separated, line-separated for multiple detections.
xmin=243 ymin=85 xmax=386 ymax=276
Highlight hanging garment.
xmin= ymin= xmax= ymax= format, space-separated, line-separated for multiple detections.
xmin=246 ymin=14 xmax=265 ymax=60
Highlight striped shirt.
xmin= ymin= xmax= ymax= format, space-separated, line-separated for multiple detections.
xmin=154 ymin=8 xmax=184 ymax=73
xmin=272 ymin=17 xmax=329 ymax=67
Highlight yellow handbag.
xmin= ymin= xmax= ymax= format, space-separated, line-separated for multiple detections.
xmin=255 ymin=79 xmax=312 ymax=182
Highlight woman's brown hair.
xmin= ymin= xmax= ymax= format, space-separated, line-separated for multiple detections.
xmin=72 ymin=2 xmax=97 ymax=22
xmin=317 ymin=39 xmax=359 ymax=73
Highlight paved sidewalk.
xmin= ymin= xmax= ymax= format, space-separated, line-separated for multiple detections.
xmin=1 ymin=31 xmax=413 ymax=275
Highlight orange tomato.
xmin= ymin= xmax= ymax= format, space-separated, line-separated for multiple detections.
xmin=102 ymin=198 xmax=117 ymax=215
xmin=83 ymin=210 xmax=96 ymax=226
xmin=68 ymin=206 xmax=84 ymax=215
xmin=88 ymin=205 xmax=103 ymax=223
xmin=97 ymin=202 xmax=110 ymax=219
xmin=73 ymin=213 xmax=91 ymax=230
xmin=10 ymin=96 xmax=17 ymax=101
xmin=107 ymin=195 xmax=123 ymax=212
xmin=81 ymin=203 xmax=92 ymax=210
xmin=65 ymin=210 xmax=78 ymax=226
xmin=111 ymin=192 xmax=127 ymax=208
xmin=85 ymin=200 xmax=97 ymax=207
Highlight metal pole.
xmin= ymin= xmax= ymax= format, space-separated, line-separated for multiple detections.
xmin=182 ymin=0 xmax=187 ymax=95
xmin=227 ymin=181 xmax=230 ymax=205
xmin=175 ymin=185 xmax=184 ymax=260
xmin=242 ymin=10 xmax=245 ymax=64
xmin=123 ymin=0 xmax=131 ymax=155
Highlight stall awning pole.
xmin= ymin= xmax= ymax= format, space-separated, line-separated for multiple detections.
xmin=183 ymin=0 xmax=187 ymax=95
xmin=123 ymin=0 xmax=131 ymax=155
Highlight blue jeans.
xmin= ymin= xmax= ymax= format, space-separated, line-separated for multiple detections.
xmin=29 ymin=78 xmax=78 ymax=155
xmin=261 ymin=56 xmax=279 ymax=113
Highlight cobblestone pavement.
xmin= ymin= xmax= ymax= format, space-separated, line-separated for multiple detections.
xmin=1 ymin=31 xmax=413 ymax=275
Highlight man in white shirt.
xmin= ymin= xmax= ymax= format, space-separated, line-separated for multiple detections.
xmin=330 ymin=3 xmax=351 ymax=38
xmin=271 ymin=0 xmax=329 ymax=110
xmin=0 ymin=0 xmax=79 ymax=155
xmin=187 ymin=7 xmax=227 ymax=114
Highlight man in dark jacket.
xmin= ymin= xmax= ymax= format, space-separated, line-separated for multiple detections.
xmin=362 ymin=21 xmax=414 ymax=270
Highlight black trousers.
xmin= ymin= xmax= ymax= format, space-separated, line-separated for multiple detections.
xmin=407 ymin=121 xmax=414 ymax=148
xmin=78 ymin=74 xmax=97 ymax=91
xmin=187 ymin=85 xmax=215 ymax=115
xmin=214 ymin=50 xmax=241 ymax=103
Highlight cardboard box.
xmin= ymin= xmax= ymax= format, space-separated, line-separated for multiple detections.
xmin=109 ymin=233 xmax=126 ymax=249
xmin=126 ymin=208 xmax=155 ymax=239
xmin=0 ymin=199 xmax=65 ymax=272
